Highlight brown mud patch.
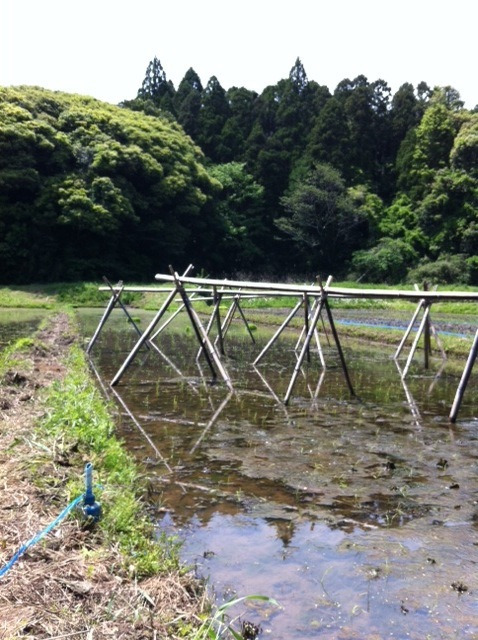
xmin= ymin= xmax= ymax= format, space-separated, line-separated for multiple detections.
xmin=0 ymin=313 xmax=203 ymax=639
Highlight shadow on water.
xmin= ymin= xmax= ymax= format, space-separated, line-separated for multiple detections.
xmin=80 ymin=308 xmax=478 ymax=640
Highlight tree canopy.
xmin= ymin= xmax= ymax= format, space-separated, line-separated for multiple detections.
xmin=1 ymin=57 xmax=477 ymax=284
xmin=0 ymin=86 xmax=218 ymax=282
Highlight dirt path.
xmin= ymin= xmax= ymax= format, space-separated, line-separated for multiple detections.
xmin=0 ymin=314 xmax=203 ymax=639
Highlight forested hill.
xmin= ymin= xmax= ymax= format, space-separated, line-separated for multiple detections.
xmin=0 ymin=87 xmax=220 ymax=282
xmin=1 ymin=58 xmax=478 ymax=284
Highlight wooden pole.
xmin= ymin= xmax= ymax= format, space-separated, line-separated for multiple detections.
xmin=110 ymin=286 xmax=179 ymax=386
xmin=323 ymin=298 xmax=355 ymax=397
xmin=394 ymin=299 xmax=425 ymax=360
xmin=318 ymin=276 xmax=333 ymax=351
xmin=449 ymin=329 xmax=478 ymax=423
xmin=401 ymin=304 xmax=430 ymax=379
xmin=235 ymin=300 xmax=256 ymax=344
xmin=86 ymin=286 xmax=123 ymax=354
xmin=294 ymin=281 xmax=327 ymax=354
xmin=102 ymin=276 xmax=149 ymax=350
xmin=253 ymin=297 xmax=303 ymax=366
xmin=110 ymin=265 xmax=194 ymax=386
xmin=147 ymin=341 xmax=200 ymax=395
xmin=424 ymin=303 xmax=431 ymax=370
xmin=213 ymin=297 xmax=237 ymax=353
xmin=309 ymin=296 xmax=326 ymax=369
xmin=170 ymin=268 xmax=233 ymax=391
xmin=170 ymin=270 xmax=217 ymax=380
xmin=150 ymin=293 xmax=198 ymax=341
xmin=214 ymin=288 xmax=225 ymax=355
xmin=284 ymin=298 xmax=325 ymax=404
xmin=296 ymin=295 xmax=326 ymax=366
xmin=196 ymin=292 xmax=223 ymax=361
xmin=423 ymin=283 xmax=431 ymax=369
xmin=304 ymin=294 xmax=311 ymax=363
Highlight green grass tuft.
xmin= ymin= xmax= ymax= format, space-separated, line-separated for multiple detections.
xmin=37 ymin=340 xmax=179 ymax=577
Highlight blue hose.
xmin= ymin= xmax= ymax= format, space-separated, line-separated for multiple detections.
xmin=0 ymin=462 xmax=102 ymax=579
xmin=0 ymin=494 xmax=84 ymax=579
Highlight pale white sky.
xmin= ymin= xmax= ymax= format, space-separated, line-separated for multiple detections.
xmin=1 ymin=0 xmax=477 ymax=108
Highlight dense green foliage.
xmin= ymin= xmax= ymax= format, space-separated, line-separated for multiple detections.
xmin=0 ymin=86 xmax=219 ymax=283
xmin=1 ymin=58 xmax=478 ymax=284
xmin=124 ymin=59 xmax=478 ymax=283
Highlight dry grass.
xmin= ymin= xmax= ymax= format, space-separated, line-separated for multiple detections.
xmin=0 ymin=314 xmax=205 ymax=639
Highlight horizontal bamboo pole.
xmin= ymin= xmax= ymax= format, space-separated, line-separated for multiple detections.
xmin=154 ymin=273 xmax=478 ymax=302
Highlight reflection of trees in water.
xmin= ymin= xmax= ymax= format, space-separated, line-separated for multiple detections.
xmin=266 ymin=517 xmax=296 ymax=547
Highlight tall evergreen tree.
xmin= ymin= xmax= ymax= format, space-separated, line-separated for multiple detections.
xmin=137 ymin=56 xmax=176 ymax=113
xmin=390 ymin=83 xmax=420 ymax=156
xmin=174 ymin=67 xmax=203 ymax=139
xmin=197 ymin=76 xmax=231 ymax=162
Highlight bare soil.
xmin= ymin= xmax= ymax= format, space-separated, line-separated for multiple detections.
xmin=0 ymin=314 xmax=204 ymax=639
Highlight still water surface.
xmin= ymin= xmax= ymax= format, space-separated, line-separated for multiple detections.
xmin=0 ymin=308 xmax=49 ymax=350
xmin=80 ymin=308 xmax=478 ymax=639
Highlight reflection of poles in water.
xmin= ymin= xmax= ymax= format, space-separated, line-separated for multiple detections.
xmin=190 ymin=391 xmax=234 ymax=454
xmin=427 ymin=359 xmax=447 ymax=396
xmin=394 ymin=360 xmax=422 ymax=428
xmin=147 ymin=341 xmax=200 ymax=396
xmin=87 ymin=355 xmax=114 ymax=400
xmin=294 ymin=351 xmax=324 ymax=401
xmin=87 ymin=356 xmax=172 ymax=471
xmin=310 ymin=370 xmax=326 ymax=411
xmin=253 ymin=365 xmax=293 ymax=424
xmin=109 ymin=386 xmax=173 ymax=473
xmin=196 ymin=359 xmax=217 ymax=413
xmin=450 ymin=328 xmax=478 ymax=423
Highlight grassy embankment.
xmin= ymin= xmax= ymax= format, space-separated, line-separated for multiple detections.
xmin=0 ymin=311 xmax=212 ymax=637
xmin=0 ymin=297 xmax=276 ymax=638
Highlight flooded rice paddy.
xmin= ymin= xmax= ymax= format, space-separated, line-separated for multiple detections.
xmin=80 ymin=308 xmax=478 ymax=639
xmin=0 ymin=308 xmax=49 ymax=350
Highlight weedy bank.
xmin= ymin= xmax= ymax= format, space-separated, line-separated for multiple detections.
xmin=0 ymin=312 xmax=235 ymax=638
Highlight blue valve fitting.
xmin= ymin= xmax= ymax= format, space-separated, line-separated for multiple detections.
xmin=82 ymin=462 xmax=102 ymax=522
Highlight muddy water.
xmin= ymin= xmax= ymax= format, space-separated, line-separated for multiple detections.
xmin=80 ymin=309 xmax=478 ymax=640
xmin=0 ymin=308 xmax=50 ymax=350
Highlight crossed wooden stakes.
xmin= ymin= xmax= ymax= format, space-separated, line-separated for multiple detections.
xmin=109 ymin=265 xmax=233 ymax=390
xmin=393 ymin=284 xmax=446 ymax=379
xmin=86 ymin=276 xmax=150 ymax=355
xmin=251 ymin=276 xmax=355 ymax=405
